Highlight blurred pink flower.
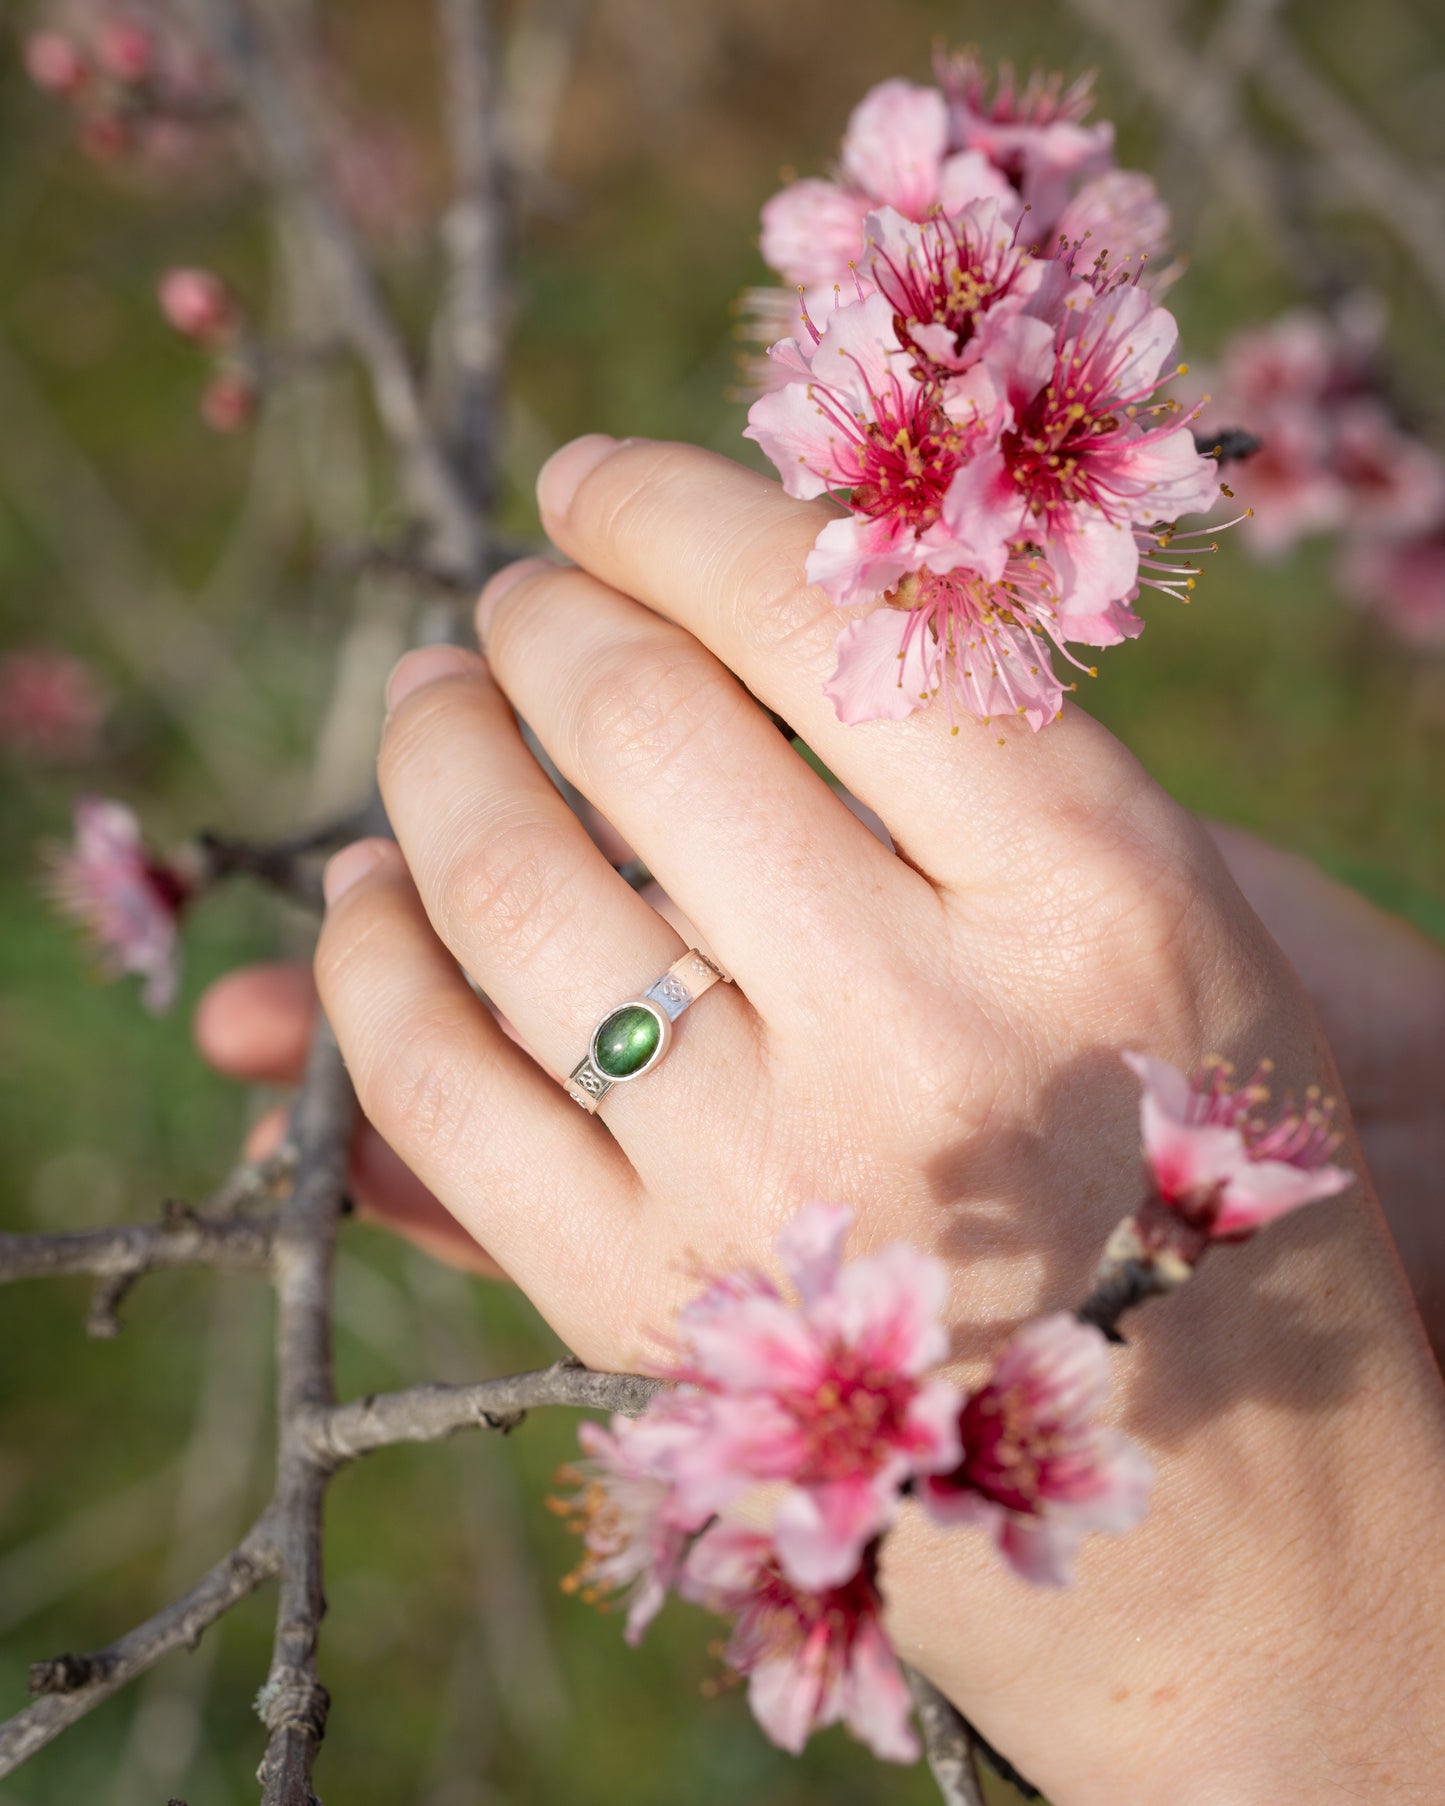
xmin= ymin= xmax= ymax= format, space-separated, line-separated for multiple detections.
xmin=24 ymin=31 xmax=89 ymax=96
xmin=681 ymin=1523 xmax=917 ymax=1762
xmin=987 ymin=283 xmax=1221 ymax=614
xmin=1125 ymin=1050 xmax=1352 ymax=1239
xmin=1214 ymin=403 xmax=1344 ymax=558
xmin=158 ymin=267 xmax=238 ymax=344
xmin=554 ymin=1399 xmax=710 ymax=1646
xmin=96 ymin=17 xmax=154 ymax=83
xmin=1052 ymin=168 xmax=1171 ymax=275
xmin=919 ymin=1313 xmax=1151 ymax=1586
xmin=200 ymin=369 xmax=257 ymax=432
xmin=0 ymin=651 xmax=108 ymax=762
xmin=760 ymin=78 xmax=1013 ymax=288
xmin=661 ymin=1202 xmax=960 ymax=1591
xmin=1340 ymin=524 xmax=1445 ymax=648
xmin=1331 ymin=402 xmax=1445 ymax=538
xmin=47 ymin=797 xmax=189 ymax=1013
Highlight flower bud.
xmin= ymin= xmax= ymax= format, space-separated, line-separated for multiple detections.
xmin=158 ymin=268 xmax=238 ymax=345
xmin=200 ymin=369 xmax=257 ymax=433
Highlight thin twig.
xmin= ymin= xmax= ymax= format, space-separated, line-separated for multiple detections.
xmin=0 ymin=1216 xmax=275 ymax=1291
xmin=0 ymin=1521 xmax=281 ymax=1777
xmin=255 ymin=1021 xmax=355 ymax=1806
xmin=187 ymin=0 xmax=488 ymax=583
xmin=905 ymin=1669 xmax=988 ymax=1806
xmin=304 ymin=1361 xmax=662 ymax=1467
xmin=437 ymin=0 xmax=509 ymax=517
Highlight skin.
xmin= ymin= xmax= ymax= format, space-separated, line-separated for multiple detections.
xmin=197 ymin=436 xmax=1445 ymax=1804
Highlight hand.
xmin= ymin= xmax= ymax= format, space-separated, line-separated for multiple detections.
xmin=210 ymin=435 xmax=1445 ymax=1803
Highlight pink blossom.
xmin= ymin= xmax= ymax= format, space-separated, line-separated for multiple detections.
xmin=553 ymin=1399 xmax=710 ymax=1646
xmin=1213 ymin=403 xmax=1344 ymax=557
xmin=1125 ymin=1050 xmax=1352 ymax=1239
xmin=680 ymin=1523 xmax=918 ymax=1762
xmin=47 ymin=797 xmax=189 ymax=1013
xmin=862 ymin=199 xmax=1038 ymax=378
xmin=987 ymin=283 xmax=1221 ymax=611
xmin=937 ymin=51 xmax=1115 ymax=245
xmin=200 ymin=369 xmax=257 ymax=433
xmin=24 ymin=32 xmax=89 ymax=96
xmin=746 ymin=291 xmax=1013 ymax=608
xmin=919 ymin=1314 xmax=1151 ymax=1586
xmin=158 ymin=268 xmax=238 ymax=345
xmin=96 ymin=18 xmax=155 ymax=84
xmin=660 ymin=1202 xmax=961 ymax=1591
xmin=760 ymin=79 xmax=1014 ymax=288
xmin=1341 ymin=524 xmax=1445 ymax=648
xmin=1052 ymin=169 xmax=1172 ymax=275
xmin=824 ymin=546 xmax=1134 ymax=732
xmin=1331 ymin=402 xmax=1445 ymax=538
xmin=0 ymin=652 xmax=108 ymax=762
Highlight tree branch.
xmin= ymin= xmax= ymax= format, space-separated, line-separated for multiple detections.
xmin=0 ymin=1520 xmax=280 ymax=1778
xmin=0 ymin=1215 xmax=275 ymax=1292
xmin=905 ymin=1669 xmax=988 ymax=1806
xmin=305 ymin=1361 xmax=662 ymax=1466
xmin=186 ymin=0 xmax=489 ymax=583
xmin=254 ymin=1020 xmax=355 ymax=1806
xmin=437 ymin=0 xmax=509 ymax=516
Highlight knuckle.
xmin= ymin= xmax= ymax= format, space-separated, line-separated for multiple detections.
xmin=356 ymin=1013 xmax=484 ymax=1172
xmin=569 ymin=439 xmax=697 ymax=545
xmin=438 ymin=809 xmax=585 ymax=969
xmin=377 ymin=676 xmax=479 ymax=795
xmin=562 ymin=637 xmax=742 ymax=790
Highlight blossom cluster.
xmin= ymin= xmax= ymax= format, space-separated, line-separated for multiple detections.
xmin=742 ymin=55 xmax=1225 ymax=732
xmin=558 ymin=1056 xmax=1350 ymax=1763
xmin=0 ymin=650 xmax=109 ymax=763
xmin=23 ymin=2 xmax=225 ymax=167
xmin=1203 ymin=298 xmax=1445 ymax=647
xmin=556 ymin=1202 xmax=1148 ymax=1762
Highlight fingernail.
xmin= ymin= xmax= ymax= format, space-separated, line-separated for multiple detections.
xmin=476 ymin=556 xmax=554 ymax=646
xmin=323 ymin=839 xmax=391 ymax=906
xmin=537 ymin=433 xmax=619 ymax=523
xmin=384 ymin=645 xmax=480 ymax=714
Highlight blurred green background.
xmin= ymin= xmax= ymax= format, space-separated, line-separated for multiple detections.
xmin=1 ymin=1 xmax=1442 ymax=1802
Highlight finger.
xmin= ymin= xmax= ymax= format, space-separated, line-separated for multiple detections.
xmin=475 ymin=557 xmax=929 ymax=1016
xmin=246 ymin=1103 xmax=505 ymax=1277
xmin=533 ymin=435 xmax=1155 ymax=888
xmin=195 ymin=963 xmax=316 ymax=1084
xmin=376 ymin=646 xmax=762 ymax=1148
xmin=315 ymin=837 xmax=642 ymax=1355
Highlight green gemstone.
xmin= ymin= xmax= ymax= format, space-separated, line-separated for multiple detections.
xmin=593 ymin=1004 xmax=662 ymax=1080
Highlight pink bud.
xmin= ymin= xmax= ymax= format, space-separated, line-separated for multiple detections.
xmin=200 ymin=370 xmax=257 ymax=433
xmin=158 ymin=268 xmax=238 ymax=345
xmin=78 ymin=113 xmax=132 ymax=161
xmin=96 ymin=19 xmax=155 ymax=84
xmin=24 ymin=32 xmax=89 ymax=97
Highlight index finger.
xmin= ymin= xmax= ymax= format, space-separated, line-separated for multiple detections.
xmin=525 ymin=435 xmax=1155 ymax=889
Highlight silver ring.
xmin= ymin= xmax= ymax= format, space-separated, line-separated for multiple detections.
xmin=565 ymin=949 xmax=730 ymax=1113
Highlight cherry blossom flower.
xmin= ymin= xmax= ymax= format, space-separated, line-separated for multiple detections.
xmin=47 ymin=797 xmax=191 ymax=1013
xmin=918 ymin=1314 xmax=1151 ymax=1586
xmin=1125 ymin=1050 xmax=1352 ymax=1239
xmin=680 ymin=1523 xmax=917 ymax=1763
xmin=759 ymin=78 xmax=1014 ymax=289
xmin=1052 ymin=169 xmax=1172 ymax=277
xmin=0 ymin=651 xmax=109 ymax=762
xmin=746 ymin=291 xmax=1013 ymax=610
xmin=552 ymin=1398 xmax=710 ymax=1646
xmin=937 ymin=50 xmax=1115 ymax=246
xmin=824 ymin=545 xmax=1130 ymax=732
xmin=1340 ymin=522 xmax=1445 ymax=648
xmin=200 ymin=369 xmax=258 ymax=433
xmin=96 ymin=17 xmax=154 ymax=84
xmin=862 ymin=199 xmax=1038 ymax=378
xmin=986 ymin=283 xmax=1221 ymax=612
xmin=659 ymin=1202 xmax=961 ymax=1591
xmin=158 ymin=267 xmax=238 ymax=344
xmin=1330 ymin=403 xmax=1445 ymax=538
xmin=24 ymin=31 xmax=89 ymax=96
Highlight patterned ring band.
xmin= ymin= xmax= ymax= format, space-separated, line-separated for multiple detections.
xmin=565 ymin=949 xmax=731 ymax=1113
